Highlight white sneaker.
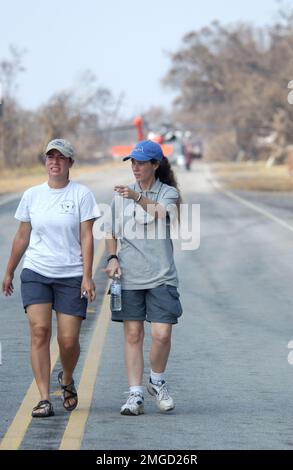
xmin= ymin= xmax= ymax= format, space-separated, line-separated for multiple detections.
xmin=120 ymin=392 xmax=144 ymax=415
xmin=147 ymin=379 xmax=175 ymax=412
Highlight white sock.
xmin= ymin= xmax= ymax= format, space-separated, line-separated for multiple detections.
xmin=129 ymin=386 xmax=144 ymax=395
xmin=150 ymin=370 xmax=165 ymax=385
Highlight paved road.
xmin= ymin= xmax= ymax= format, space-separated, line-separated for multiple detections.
xmin=1 ymin=162 xmax=293 ymax=450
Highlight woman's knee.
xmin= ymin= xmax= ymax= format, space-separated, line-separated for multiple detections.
xmin=124 ymin=324 xmax=144 ymax=346
xmin=58 ymin=335 xmax=79 ymax=351
xmin=151 ymin=329 xmax=171 ymax=346
xmin=31 ymin=325 xmax=51 ymax=347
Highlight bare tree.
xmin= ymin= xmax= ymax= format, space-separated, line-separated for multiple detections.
xmin=164 ymin=7 xmax=293 ymax=161
xmin=39 ymin=70 xmax=122 ymax=162
xmin=0 ymin=46 xmax=26 ymax=167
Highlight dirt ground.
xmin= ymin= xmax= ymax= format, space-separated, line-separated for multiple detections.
xmin=209 ymin=161 xmax=293 ymax=191
xmin=0 ymin=160 xmax=123 ymax=195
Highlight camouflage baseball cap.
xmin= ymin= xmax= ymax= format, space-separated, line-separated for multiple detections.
xmin=45 ymin=139 xmax=74 ymax=159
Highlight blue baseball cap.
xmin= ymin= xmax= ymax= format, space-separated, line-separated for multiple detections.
xmin=123 ymin=140 xmax=164 ymax=162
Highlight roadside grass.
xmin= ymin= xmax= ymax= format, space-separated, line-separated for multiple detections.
xmin=209 ymin=161 xmax=293 ymax=191
xmin=0 ymin=160 xmax=123 ymax=195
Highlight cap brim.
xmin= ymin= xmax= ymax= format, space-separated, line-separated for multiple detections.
xmin=45 ymin=145 xmax=73 ymax=159
xmin=122 ymin=153 xmax=152 ymax=162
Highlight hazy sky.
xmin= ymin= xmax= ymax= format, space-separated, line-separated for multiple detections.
xmin=0 ymin=0 xmax=288 ymax=117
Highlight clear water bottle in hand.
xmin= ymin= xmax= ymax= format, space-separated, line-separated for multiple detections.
xmin=110 ymin=274 xmax=122 ymax=311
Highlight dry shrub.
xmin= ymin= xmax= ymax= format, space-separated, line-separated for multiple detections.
xmin=205 ymin=132 xmax=238 ymax=162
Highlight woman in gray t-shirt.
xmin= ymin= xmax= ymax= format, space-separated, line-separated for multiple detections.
xmin=105 ymin=140 xmax=183 ymax=416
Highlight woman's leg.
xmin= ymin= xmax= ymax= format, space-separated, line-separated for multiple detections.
xmin=124 ymin=320 xmax=145 ymax=386
xmin=149 ymin=322 xmax=172 ymax=373
xmin=120 ymin=320 xmax=145 ymax=415
xmin=57 ymin=314 xmax=82 ymax=400
xmin=27 ymin=303 xmax=52 ymax=402
xmin=148 ymin=322 xmax=174 ymax=411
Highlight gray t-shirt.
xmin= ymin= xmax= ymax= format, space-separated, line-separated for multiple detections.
xmin=106 ymin=179 xmax=179 ymax=290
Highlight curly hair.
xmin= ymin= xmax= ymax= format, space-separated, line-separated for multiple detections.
xmin=151 ymin=157 xmax=182 ymax=219
xmin=152 ymin=156 xmax=181 ymax=196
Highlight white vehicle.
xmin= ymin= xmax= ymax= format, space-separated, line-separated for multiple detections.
xmin=168 ymin=141 xmax=185 ymax=167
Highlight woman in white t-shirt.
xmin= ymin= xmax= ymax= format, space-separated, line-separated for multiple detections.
xmin=2 ymin=139 xmax=99 ymax=418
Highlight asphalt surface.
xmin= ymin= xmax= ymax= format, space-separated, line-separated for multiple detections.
xmin=1 ymin=162 xmax=293 ymax=450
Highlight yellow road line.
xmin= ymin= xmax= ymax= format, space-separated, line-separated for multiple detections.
xmin=0 ymin=335 xmax=59 ymax=450
xmin=92 ymin=238 xmax=106 ymax=275
xmin=0 ymin=239 xmax=105 ymax=450
xmin=59 ymin=286 xmax=111 ymax=450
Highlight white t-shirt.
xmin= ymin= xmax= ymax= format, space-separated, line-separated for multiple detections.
xmin=15 ymin=180 xmax=100 ymax=278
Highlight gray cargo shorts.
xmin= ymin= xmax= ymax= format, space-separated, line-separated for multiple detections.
xmin=20 ymin=268 xmax=87 ymax=319
xmin=111 ymin=284 xmax=183 ymax=324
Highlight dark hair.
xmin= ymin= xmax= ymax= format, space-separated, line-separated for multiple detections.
xmin=152 ymin=157 xmax=181 ymax=197
xmin=151 ymin=156 xmax=182 ymax=219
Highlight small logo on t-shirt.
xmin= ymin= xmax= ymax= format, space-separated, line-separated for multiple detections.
xmin=59 ymin=200 xmax=75 ymax=214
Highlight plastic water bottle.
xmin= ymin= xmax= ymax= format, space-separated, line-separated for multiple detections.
xmin=110 ymin=274 xmax=122 ymax=311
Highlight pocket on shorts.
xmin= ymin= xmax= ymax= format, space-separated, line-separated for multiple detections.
xmin=20 ymin=268 xmax=36 ymax=282
xmin=166 ymin=285 xmax=183 ymax=317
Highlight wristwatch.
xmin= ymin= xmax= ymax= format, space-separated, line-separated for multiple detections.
xmin=107 ymin=254 xmax=118 ymax=263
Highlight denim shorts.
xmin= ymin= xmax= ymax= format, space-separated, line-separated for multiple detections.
xmin=111 ymin=284 xmax=183 ymax=324
xmin=20 ymin=268 xmax=87 ymax=319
